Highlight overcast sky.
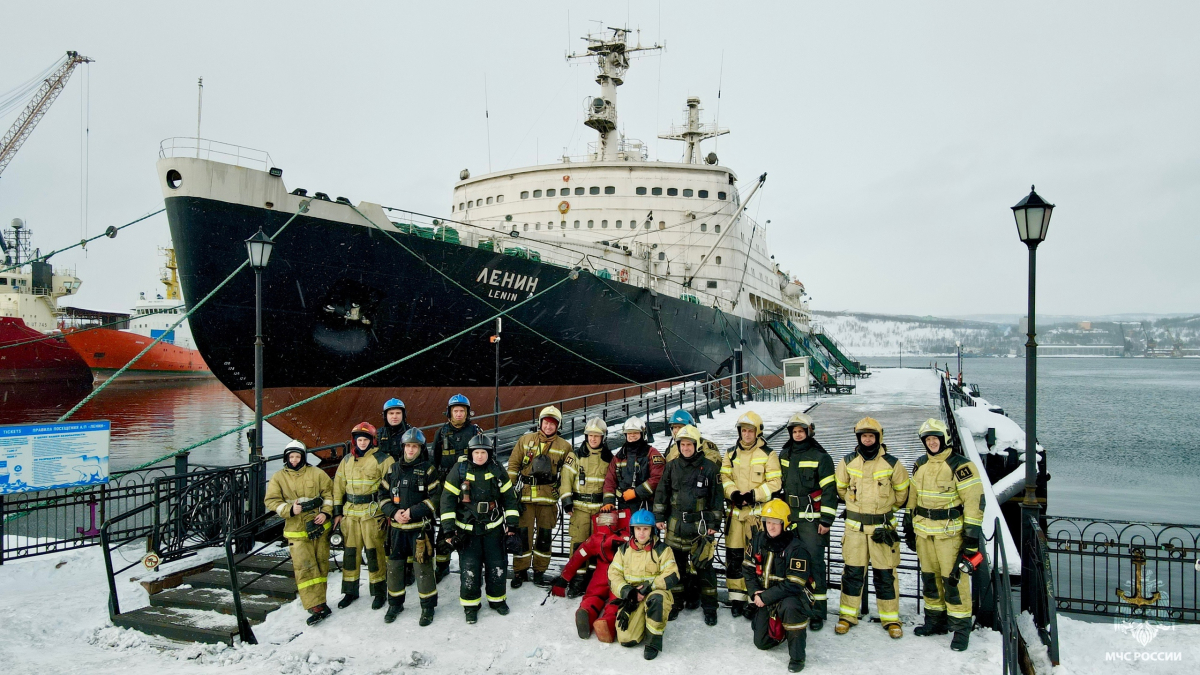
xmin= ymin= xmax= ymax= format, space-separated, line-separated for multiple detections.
xmin=2 ymin=1 xmax=1197 ymax=319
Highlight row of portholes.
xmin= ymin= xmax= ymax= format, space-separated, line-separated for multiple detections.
xmin=521 ymin=186 xmax=613 ymax=200
xmin=515 ymin=219 xmax=723 ymax=233
xmin=454 ymin=195 xmax=504 ymax=212
xmin=636 ymin=187 xmax=727 ymax=199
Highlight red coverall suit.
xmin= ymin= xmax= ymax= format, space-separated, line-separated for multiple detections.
xmin=552 ymin=509 xmax=631 ymax=642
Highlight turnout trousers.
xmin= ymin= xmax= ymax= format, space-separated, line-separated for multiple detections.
xmin=724 ymin=512 xmax=760 ymax=604
xmin=839 ymin=526 xmax=901 ymax=625
xmin=340 ymin=514 xmax=387 ymax=597
xmin=459 ymin=530 xmax=508 ymax=608
xmin=288 ymin=532 xmax=330 ymax=610
xmin=752 ymin=596 xmax=809 ymax=663
xmin=513 ymin=504 xmax=557 ymax=574
xmin=386 ymin=529 xmax=438 ymax=610
xmin=669 ymin=542 xmax=718 ymax=610
xmin=615 ymin=589 xmax=673 ymax=646
xmin=916 ymin=533 xmax=972 ymax=631
xmin=793 ymin=520 xmax=830 ymax=619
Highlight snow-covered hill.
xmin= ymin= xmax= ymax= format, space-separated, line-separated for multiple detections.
xmin=814 ymin=312 xmax=1017 ymax=357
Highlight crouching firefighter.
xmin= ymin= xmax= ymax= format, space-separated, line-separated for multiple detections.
xmin=549 ymin=509 xmax=632 ymax=642
xmin=508 ymin=406 xmax=571 ymax=589
xmin=557 ymin=417 xmax=614 ymax=597
xmin=777 ymin=412 xmax=836 ymax=630
xmin=264 ymin=440 xmax=334 ymax=626
xmin=608 ymin=509 xmax=680 ymax=660
xmin=439 ymin=433 xmax=521 ymax=624
xmin=377 ymin=428 xmax=441 ymax=626
xmin=834 ymin=417 xmax=910 ymax=638
xmin=744 ymin=499 xmax=825 ymax=673
xmin=652 ymin=424 xmax=724 ymax=626
xmin=333 ymin=422 xmax=390 ymax=610
xmin=904 ymin=419 xmax=984 ymax=651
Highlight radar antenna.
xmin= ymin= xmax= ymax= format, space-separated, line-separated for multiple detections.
xmin=567 ymin=27 xmax=662 ymax=161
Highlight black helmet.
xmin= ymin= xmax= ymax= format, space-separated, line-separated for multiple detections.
xmin=468 ymin=433 xmax=494 ymax=462
xmin=401 ymin=427 xmax=427 ymax=447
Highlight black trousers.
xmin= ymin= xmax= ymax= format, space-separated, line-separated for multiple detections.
xmin=458 ymin=530 xmax=508 ymax=607
xmin=792 ymin=520 xmax=829 ymax=618
xmin=752 ymin=595 xmax=809 ymax=663
xmin=669 ymin=545 xmax=718 ymax=610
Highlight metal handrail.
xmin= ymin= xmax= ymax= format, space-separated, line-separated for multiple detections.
xmin=158 ymin=137 xmax=274 ymax=170
xmin=990 ymin=516 xmax=1021 ymax=675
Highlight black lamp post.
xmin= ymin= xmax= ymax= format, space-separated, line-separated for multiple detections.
xmin=956 ymin=340 xmax=962 ymax=381
xmin=1011 ymin=185 xmax=1054 ymax=612
xmin=245 ymin=228 xmax=275 ymax=460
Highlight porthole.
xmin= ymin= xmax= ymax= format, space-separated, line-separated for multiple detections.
xmin=575 ymin=187 xmax=585 ymax=195
xmin=701 ymin=223 xmax=707 ymax=232
xmin=698 ymin=190 xmax=709 ymax=198
xmin=590 ymin=186 xmax=600 ymax=195
xmin=533 ymin=189 xmax=542 ymax=198
xmin=547 ymin=188 xmax=556 ymax=197
xmin=715 ymin=224 xmax=722 ymax=233
xmin=658 ymin=221 xmax=665 ymax=230
xmin=486 ymin=196 xmax=493 ymax=204
xmin=521 ymin=191 xmax=530 ymax=199
xmin=651 ymin=187 xmax=662 ymax=196
xmin=574 ymin=220 xmax=581 ymax=229
xmin=604 ymin=186 xmax=615 ymax=194
xmin=587 ymin=220 xmax=594 ymax=228
xmin=718 ymin=191 xmax=727 ymax=200
xmin=601 ymin=220 xmax=608 ymax=228
xmin=165 ymin=169 xmax=183 ymax=189
xmin=715 ymin=256 xmax=722 ymax=265
xmin=616 ymin=220 xmax=623 ymax=228
xmin=682 ymin=189 xmax=693 ymax=197
xmin=636 ymin=187 xmax=647 ymax=195
xmin=667 ymin=188 xmax=678 ymax=196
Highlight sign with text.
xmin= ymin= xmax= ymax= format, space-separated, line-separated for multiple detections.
xmin=0 ymin=421 xmax=110 ymax=494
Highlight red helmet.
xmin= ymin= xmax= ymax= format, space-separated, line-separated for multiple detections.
xmin=351 ymin=422 xmax=377 ymax=445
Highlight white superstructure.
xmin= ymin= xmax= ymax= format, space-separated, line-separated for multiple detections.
xmin=447 ymin=28 xmax=809 ymax=328
xmin=127 ymin=248 xmax=194 ymax=348
xmin=0 ymin=219 xmax=82 ymax=333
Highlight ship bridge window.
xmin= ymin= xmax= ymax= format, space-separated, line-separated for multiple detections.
xmin=486 ymin=197 xmax=493 ymax=204
xmin=636 ymin=187 xmax=647 ymax=195
xmin=590 ymin=186 xmax=600 ymax=195
xmin=667 ymin=188 xmax=678 ymax=196
xmin=718 ymin=191 xmax=727 ymax=200
xmin=699 ymin=190 xmax=709 ymax=198
xmin=468 ymin=200 xmax=474 ymax=208
xmin=652 ymin=187 xmax=662 ymax=196
xmin=707 ymin=280 xmax=718 ymax=289
xmin=683 ymin=189 xmax=693 ymax=197
xmin=601 ymin=220 xmax=608 ymax=228
xmin=604 ymin=186 xmax=615 ymax=194
xmin=533 ymin=190 xmax=542 ymax=198
xmin=715 ymin=256 xmax=722 ymax=265
xmin=615 ymin=220 xmax=622 ymax=228
xmin=535 ymin=223 xmax=541 ymax=230
xmin=523 ymin=223 xmax=529 ymax=231
xmin=715 ymin=224 xmax=722 ymax=233
xmin=701 ymin=223 xmax=707 ymax=232
xmin=521 ymin=191 xmax=530 ymax=199
xmin=0 ymin=278 xmax=6 ymax=285
xmin=460 ymin=202 xmax=465 ymax=210
xmin=497 ymin=195 xmax=504 ymax=203
xmin=588 ymin=220 xmax=594 ymax=228
xmin=574 ymin=220 xmax=580 ymax=228
xmin=644 ymin=221 xmax=651 ymax=229
xmin=560 ymin=220 xmax=566 ymax=229
xmin=575 ymin=187 xmax=584 ymax=195
xmin=546 ymin=188 xmax=556 ymax=197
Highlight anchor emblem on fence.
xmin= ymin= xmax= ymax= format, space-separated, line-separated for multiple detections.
xmin=1115 ymin=547 xmax=1160 ymax=608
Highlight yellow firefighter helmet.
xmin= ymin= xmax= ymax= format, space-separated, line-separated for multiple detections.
xmin=584 ymin=417 xmax=608 ymax=436
xmin=854 ymin=416 xmax=884 ymax=440
xmin=760 ymin=498 xmax=792 ymax=522
xmin=735 ymin=410 xmax=764 ymax=435
xmin=539 ymin=406 xmax=563 ymax=424
xmin=918 ymin=418 xmax=948 ymax=444
xmin=675 ymin=424 xmax=702 ymax=448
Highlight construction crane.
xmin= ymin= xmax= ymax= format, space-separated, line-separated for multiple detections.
xmin=0 ymin=51 xmax=94 ymax=179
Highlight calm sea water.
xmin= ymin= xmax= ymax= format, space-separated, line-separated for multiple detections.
xmin=867 ymin=356 xmax=1200 ymax=523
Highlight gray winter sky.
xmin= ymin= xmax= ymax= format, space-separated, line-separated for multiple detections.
xmin=2 ymin=1 xmax=1197 ymax=319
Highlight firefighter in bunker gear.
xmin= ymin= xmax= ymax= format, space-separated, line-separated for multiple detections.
xmin=376 ymin=397 xmax=412 ymax=462
xmin=549 ymin=509 xmax=632 ymax=641
xmin=440 ymin=433 xmax=521 ymax=624
xmin=508 ymin=406 xmax=571 ymax=588
xmin=377 ymin=427 xmax=441 ymax=625
xmin=602 ymin=416 xmax=665 ymax=513
xmin=653 ymin=424 xmax=724 ymax=625
xmin=834 ymin=417 xmax=910 ymax=638
xmin=777 ymin=411 xmax=836 ymax=629
xmin=906 ymin=418 xmax=984 ymax=651
xmin=557 ymin=417 xmax=613 ymax=597
xmin=721 ymin=410 xmax=783 ymax=618
xmin=432 ymin=394 xmax=484 ymax=581
xmin=265 ymin=440 xmax=334 ymax=625
xmin=662 ymin=409 xmax=723 ymax=465
xmin=609 ymin=509 xmax=680 ymax=660
xmin=745 ymin=499 xmax=824 ymax=673
xmin=333 ymin=423 xmax=390 ymax=610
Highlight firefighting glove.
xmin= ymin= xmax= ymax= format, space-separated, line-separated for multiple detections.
xmin=616 ymin=607 xmax=632 ymax=631
xmin=296 ymin=497 xmax=323 ymax=513
xmin=623 ymin=585 xmax=640 ymax=607
xmin=504 ymin=531 xmax=524 ymax=556
xmin=871 ymin=525 xmax=901 ymax=547
xmin=729 ymin=491 xmax=744 ymax=507
xmin=550 ymin=576 xmax=569 ymax=598
xmin=622 ymin=489 xmax=639 ymax=502
xmin=637 ymin=582 xmax=654 ymax=598
xmin=305 ymin=520 xmax=325 ymax=540
xmin=902 ymin=512 xmax=917 ymax=552
xmin=600 ymin=503 xmax=616 ymax=513
xmin=561 ymin=497 xmax=573 ymax=515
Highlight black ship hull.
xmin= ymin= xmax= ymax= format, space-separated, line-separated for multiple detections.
xmin=165 ymin=196 xmax=787 ymax=445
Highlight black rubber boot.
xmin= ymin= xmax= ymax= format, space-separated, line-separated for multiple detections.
xmin=809 ymin=616 xmax=824 ymax=632
xmin=685 ymin=597 xmax=701 ymax=610
xmin=464 ymin=606 xmax=479 ymax=624
xmin=703 ymin=608 xmax=718 ymax=626
xmin=644 ymin=633 xmax=663 ymax=660
xmin=914 ymin=610 xmax=949 ymax=636
xmin=384 ymin=598 xmax=404 ymax=623
xmin=419 ymin=606 xmax=435 ymax=627
xmin=306 ymin=603 xmax=332 ymax=625
xmin=788 ymin=660 xmax=805 ymax=673
xmin=951 ymin=629 xmax=970 ymax=651
xmin=730 ymin=600 xmax=745 ymax=618
xmin=668 ymin=605 xmax=681 ymax=621
xmin=510 ymin=570 xmax=528 ymax=589
xmin=742 ymin=604 xmax=758 ymax=621
xmin=575 ymin=608 xmax=592 ymax=639
xmin=337 ymin=593 xmax=358 ymax=609
xmin=370 ymin=582 xmax=387 ymax=610
xmin=533 ymin=571 xmax=550 ymax=588
xmin=490 ymin=600 xmax=510 ymax=615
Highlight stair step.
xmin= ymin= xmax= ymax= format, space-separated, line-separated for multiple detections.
xmin=150 ymin=587 xmax=287 ymax=622
xmin=185 ymin=569 xmax=298 ymax=600
xmin=212 ymin=554 xmax=294 ymax=576
xmin=112 ymin=606 xmax=240 ymax=645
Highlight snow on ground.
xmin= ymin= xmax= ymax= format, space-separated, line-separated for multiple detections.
xmin=833 ymin=367 xmax=941 ymax=411
xmin=2 ymin=542 xmax=1015 ymax=675
xmin=1047 ymin=613 xmax=1199 ymax=674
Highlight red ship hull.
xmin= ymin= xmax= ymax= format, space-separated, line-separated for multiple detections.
xmin=64 ymin=327 xmax=212 ymax=382
xmin=0 ymin=317 xmax=93 ymax=385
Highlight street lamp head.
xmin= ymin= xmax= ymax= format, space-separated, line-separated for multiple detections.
xmin=245 ymin=228 xmax=275 ymax=269
xmin=1011 ymin=185 xmax=1055 ymax=246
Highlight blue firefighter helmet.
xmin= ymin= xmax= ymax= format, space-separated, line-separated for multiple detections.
xmin=446 ymin=393 xmax=471 ymax=418
xmin=400 ymin=428 xmax=426 ymax=446
xmin=630 ymin=509 xmax=656 ymax=528
xmin=669 ymin=409 xmax=696 ymax=427
xmin=383 ymin=397 xmax=406 ymax=413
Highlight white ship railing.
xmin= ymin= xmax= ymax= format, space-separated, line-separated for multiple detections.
xmin=159 ymin=137 xmax=274 ymax=171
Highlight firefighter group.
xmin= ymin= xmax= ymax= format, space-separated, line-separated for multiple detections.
xmin=266 ymin=395 xmax=985 ymax=672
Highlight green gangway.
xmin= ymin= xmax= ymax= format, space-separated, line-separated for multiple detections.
xmin=768 ymin=320 xmax=840 ymax=392
xmin=813 ymin=329 xmax=862 ymax=376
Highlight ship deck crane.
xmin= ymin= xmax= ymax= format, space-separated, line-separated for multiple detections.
xmin=0 ymin=51 xmax=94 ymax=180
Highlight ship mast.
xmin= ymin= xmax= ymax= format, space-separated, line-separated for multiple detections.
xmin=567 ymin=27 xmax=661 ymax=161
xmin=659 ymin=97 xmax=728 ymax=164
